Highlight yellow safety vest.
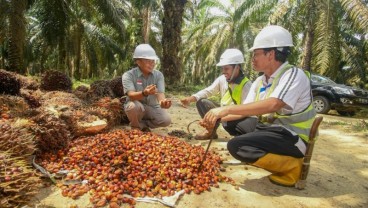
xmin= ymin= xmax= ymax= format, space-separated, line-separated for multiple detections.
xmin=255 ymin=64 xmax=316 ymax=142
xmin=221 ymin=76 xmax=249 ymax=106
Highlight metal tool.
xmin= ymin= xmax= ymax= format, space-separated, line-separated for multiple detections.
xmin=197 ymin=119 xmax=220 ymax=172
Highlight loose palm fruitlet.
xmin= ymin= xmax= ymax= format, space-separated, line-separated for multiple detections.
xmin=38 ymin=129 xmax=234 ymax=207
xmin=0 ymin=151 xmax=41 ymax=208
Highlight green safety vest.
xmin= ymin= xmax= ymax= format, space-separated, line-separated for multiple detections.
xmin=255 ymin=64 xmax=316 ymax=142
xmin=220 ymin=76 xmax=249 ymax=106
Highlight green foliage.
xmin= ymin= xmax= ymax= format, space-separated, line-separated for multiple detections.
xmin=323 ymin=119 xmax=368 ymax=132
xmin=352 ymin=120 xmax=368 ymax=132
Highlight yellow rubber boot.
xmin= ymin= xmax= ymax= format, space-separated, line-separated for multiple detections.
xmin=252 ymin=153 xmax=303 ymax=187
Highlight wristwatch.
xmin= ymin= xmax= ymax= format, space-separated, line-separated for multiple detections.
xmin=142 ymin=90 xmax=148 ymax=97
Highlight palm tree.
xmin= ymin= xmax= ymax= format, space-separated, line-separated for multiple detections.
xmin=28 ymin=0 xmax=130 ymax=79
xmin=181 ymin=0 xmax=277 ymax=84
xmin=4 ymin=0 xmax=32 ymax=74
xmin=161 ymin=0 xmax=188 ymax=85
xmin=270 ymin=0 xmax=368 ymax=85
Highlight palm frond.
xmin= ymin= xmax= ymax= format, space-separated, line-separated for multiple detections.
xmin=339 ymin=0 xmax=368 ymax=32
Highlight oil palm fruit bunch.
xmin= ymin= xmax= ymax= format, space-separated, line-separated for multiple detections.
xmin=16 ymin=73 xmax=39 ymax=90
xmin=40 ymin=70 xmax=72 ymax=92
xmin=20 ymin=89 xmax=41 ymax=108
xmin=92 ymin=97 xmax=128 ymax=125
xmin=30 ymin=110 xmax=71 ymax=153
xmin=0 ymin=69 xmax=20 ymax=95
xmin=109 ymin=76 xmax=124 ymax=98
xmin=0 ymin=151 xmax=41 ymax=208
xmin=87 ymin=80 xmax=114 ymax=101
xmin=73 ymin=85 xmax=89 ymax=101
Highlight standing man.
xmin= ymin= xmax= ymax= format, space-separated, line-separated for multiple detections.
xmin=122 ymin=44 xmax=172 ymax=131
xmin=180 ymin=49 xmax=257 ymax=140
xmin=203 ymin=25 xmax=316 ymax=186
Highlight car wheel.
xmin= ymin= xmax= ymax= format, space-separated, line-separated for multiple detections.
xmin=336 ymin=110 xmax=356 ymax=117
xmin=313 ymin=96 xmax=331 ymax=114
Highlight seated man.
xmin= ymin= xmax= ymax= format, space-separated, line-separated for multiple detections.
xmin=203 ymin=25 xmax=316 ymax=186
xmin=180 ymin=49 xmax=257 ymax=140
xmin=122 ymin=44 xmax=172 ymax=131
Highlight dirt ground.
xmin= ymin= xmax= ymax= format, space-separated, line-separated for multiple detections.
xmin=34 ymin=102 xmax=368 ymax=208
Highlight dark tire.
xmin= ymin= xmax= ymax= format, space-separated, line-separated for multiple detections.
xmin=336 ymin=110 xmax=356 ymax=117
xmin=313 ymin=96 xmax=331 ymax=114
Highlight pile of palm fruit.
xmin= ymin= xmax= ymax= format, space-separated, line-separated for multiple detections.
xmin=0 ymin=69 xmax=127 ymax=207
xmin=0 ymin=69 xmax=234 ymax=207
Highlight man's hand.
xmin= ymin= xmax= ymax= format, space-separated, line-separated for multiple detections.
xmin=143 ymin=84 xmax=157 ymax=96
xmin=160 ymin=99 xmax=172 ymax=109
xmin=180 ymin=96 xmax=196 ymax=108
xmin=203 ymin=106 xmax=228 ymax=127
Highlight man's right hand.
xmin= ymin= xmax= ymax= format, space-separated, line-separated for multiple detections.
xmin=180 ymin=97 xmax=193 ymax=108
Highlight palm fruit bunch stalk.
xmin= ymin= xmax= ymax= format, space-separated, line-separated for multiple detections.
xmin=0 ymin=152 xmax=41 ymax=208
xmin=0 ymin=69 xmax=21 ymax=95
xmin=0 ymin=119 xmax=36 ymax=161
xmin=0 ymin=95 xmax=30 ymax=119
xmin=40 ymin=70 xmax=72 ymax=92
xmin=0 ymin=119 xmax=41 ymax=208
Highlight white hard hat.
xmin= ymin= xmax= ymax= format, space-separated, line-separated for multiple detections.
xmin=133 ymin=44 xmax=159 ymax=60
xmin=216 ymin=49 xmax=244 ymax=66
xmin=249 ymin=25 xmax=293 ymax=51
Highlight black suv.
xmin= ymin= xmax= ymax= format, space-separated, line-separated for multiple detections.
xmin=311 ymin=74 xmax=368 ymax=116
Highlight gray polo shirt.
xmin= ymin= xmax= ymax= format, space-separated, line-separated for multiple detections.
xmin=122 ymin=67 xmax=165 ymax=107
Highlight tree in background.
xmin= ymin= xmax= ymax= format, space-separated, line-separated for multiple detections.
xmin=270 ymin=0 xmax=368 ymax=86
xmin=162 ymin=0 xmax=187 ymax=85
xmin=181 ymin=0 xmax=277 ymax=85
xmin=1 ymin=0 xmax=33 ymax=74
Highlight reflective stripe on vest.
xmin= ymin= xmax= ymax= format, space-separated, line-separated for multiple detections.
xmin=255 ymin=65 xmax=316 ymax=142
xmin=220 ymin=76 xmax=249 ymax=106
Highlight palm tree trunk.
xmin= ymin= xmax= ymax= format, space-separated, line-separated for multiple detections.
xmin=301 ymin=0 xmax=316 ymax=73
xmin=8 ymin=0 xmax=27 ymax=74
xmin=142 ymin=6 xmax=151 ymax=43
xmin=301 ymin=27 xmax=314 ymax=72
xmin=162 ymin=0 xmax=187 ymax=85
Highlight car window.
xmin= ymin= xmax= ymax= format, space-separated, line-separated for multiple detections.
xmin=311 ymin=74 xmax=336 ymax=84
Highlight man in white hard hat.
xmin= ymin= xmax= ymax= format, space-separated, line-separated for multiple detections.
xmin=202 ymin=25 xmax=316 ymax=186
xmin=180 ymin=48 xmax=257 ymax=140
xmin=122 ymin=44 xmax=172 ymax=131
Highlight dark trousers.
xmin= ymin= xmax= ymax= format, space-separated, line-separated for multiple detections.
xmin=227 ymin=124 xmax=305 ymax=163
xmin=196 ymin=98 xmax=258 ymax=136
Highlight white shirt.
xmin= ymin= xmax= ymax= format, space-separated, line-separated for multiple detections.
xmin=244 ymin=62 xmax=312 ymax=114
xmin=193 ymin=75 xmax=252 ymax=106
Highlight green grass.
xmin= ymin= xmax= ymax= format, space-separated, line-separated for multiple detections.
xmin=352 ymin=120 xmax=368 ymax=132
xmin=323 ymin=120 xmax=368 ymax=132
